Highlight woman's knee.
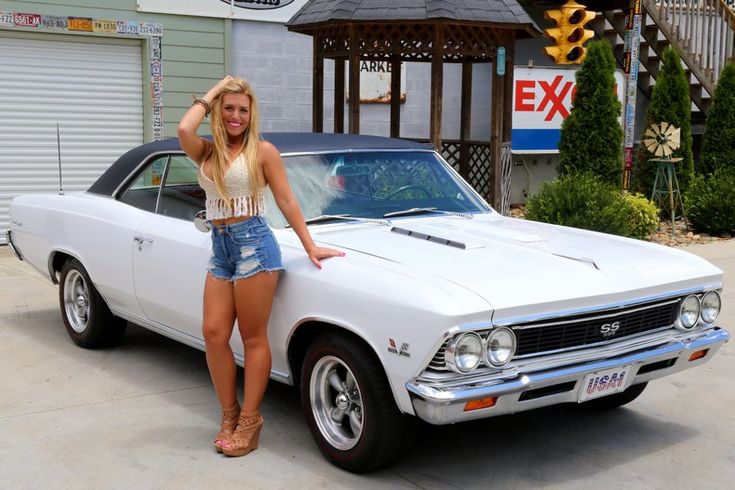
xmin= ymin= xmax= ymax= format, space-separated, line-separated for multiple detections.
xmin=202 ymin=322 xmax=232 ymax=345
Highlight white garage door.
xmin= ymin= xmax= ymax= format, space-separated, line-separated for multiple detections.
xmin=0 ymin=33 xmax=143 ymax=244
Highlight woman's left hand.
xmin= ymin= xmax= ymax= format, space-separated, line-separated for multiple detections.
xmin=307 ymin=246 xmax=346 ymax=269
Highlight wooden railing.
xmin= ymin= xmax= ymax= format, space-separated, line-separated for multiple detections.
xmin=646 ymin=0 xmax=735 ymax=94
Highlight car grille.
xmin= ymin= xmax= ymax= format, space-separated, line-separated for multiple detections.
xmin=427 ymin=297 xmax=680 ymax=372
xmin=513 ymin=299 xmax=679 ymax=357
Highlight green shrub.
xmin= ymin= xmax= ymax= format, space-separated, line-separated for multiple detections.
xmin=700 ymin=63 xmax=735 ymax=175
xmin=526 ymin=173 xmax=630 ymax=236
xmin=623 ymin=192 xmax=660 ymax=239
xmin=558 ymin=40 xmax=623 ymax=186
xmin=684 ymin=167 xmax=735 ymax=235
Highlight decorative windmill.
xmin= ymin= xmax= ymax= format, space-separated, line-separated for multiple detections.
xmin=643 ymin=121 xmax=681 ymax=157
xmin=645 ymin=121 xmax=687 ymax=236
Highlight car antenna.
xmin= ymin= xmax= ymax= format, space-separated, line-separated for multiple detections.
xmin=56 ymin=123 xmax=64 ymax=195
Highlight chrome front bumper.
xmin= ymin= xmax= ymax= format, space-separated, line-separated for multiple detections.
xmin=406 ymin=326 xmax=729 ymax=425
xmin=5 ymin=230 xmax=22 ymax=260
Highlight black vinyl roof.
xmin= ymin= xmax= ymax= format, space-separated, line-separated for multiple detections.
xmin=88 ymin=132 xmax=432 ymax=197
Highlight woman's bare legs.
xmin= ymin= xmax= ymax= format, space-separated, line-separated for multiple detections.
xmin=233 ymin=271 xmax=280 ymax=412
xmin=202 ymin=273 xmax=238 ymax=410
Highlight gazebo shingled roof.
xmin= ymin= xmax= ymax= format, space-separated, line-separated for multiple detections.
xmin=287 ymin=0 xmax=540 ymax=208
xmin=287 ymin=0 xmax=539 ymax=31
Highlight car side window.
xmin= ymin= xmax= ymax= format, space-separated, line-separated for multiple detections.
xmin=118 ymin=156 xmax=167 ymax=212
xmin=157 ymin=155 xmax=205 ymax=221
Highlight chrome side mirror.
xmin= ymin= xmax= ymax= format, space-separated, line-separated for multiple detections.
xmin=193 ymin=210 xmax=211 ymax=232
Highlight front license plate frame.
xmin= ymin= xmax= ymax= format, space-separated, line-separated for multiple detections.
xmin=578 ymin=364 xmax=632 ymax=402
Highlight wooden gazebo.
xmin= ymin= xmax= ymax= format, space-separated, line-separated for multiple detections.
xmin=287 ymin=0 xmax=539 ymax=207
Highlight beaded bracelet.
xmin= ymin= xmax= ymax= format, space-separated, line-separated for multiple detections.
xmin=191 ymin=96 xmax=211 ymax=117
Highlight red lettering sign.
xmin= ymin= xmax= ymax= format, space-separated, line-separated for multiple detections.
xmin=13 ymin=12 xmax=41 ymax=27
xmin=514 ymin=80 xmax=535 ymax=111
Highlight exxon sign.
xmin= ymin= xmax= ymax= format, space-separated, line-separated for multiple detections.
xmin=511 ymin=66 xmax=625 ymax=154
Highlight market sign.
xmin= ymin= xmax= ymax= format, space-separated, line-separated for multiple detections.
xmin=511 ymin=66 xmax=625 ymax=154
xmin=346 ymin=61 xmax=407 ymax=104
xmin=138 ymin=0 xmax=308 ymax=23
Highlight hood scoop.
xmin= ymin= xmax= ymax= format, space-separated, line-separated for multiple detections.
xmin=391 ymin=226 xmax=467 ymax=249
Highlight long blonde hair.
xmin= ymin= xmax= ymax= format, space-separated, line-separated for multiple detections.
xmin=208 ymin=77 xmax=264 ymax=205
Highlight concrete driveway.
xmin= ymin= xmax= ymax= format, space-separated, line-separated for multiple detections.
xmin=1 ymin=242 xmax=733 ymax=489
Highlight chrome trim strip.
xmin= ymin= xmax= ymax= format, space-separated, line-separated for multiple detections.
xmin=490 ymin=286 xmax=718 ymax=328
xmin=406 ymin=327 xmax=729 ymax=424
xmin=278 ymin=148 xmax=437 ymax=158
xmin=111 ymin=150 xmax=187 ymax=199
xmin=510 ymin=298 xmax=679 ymax=330
xmin=5 ymin=230 xmax=23 ymax=261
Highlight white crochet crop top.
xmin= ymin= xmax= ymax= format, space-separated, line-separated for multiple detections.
xmin=198 ymin=153 xmax=265 ymax=220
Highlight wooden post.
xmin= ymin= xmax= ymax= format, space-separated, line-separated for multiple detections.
xmin=430 ymin=26 xmax=444 ymax=151
xmin=502 ymin=39 xmax=515 ymax=143
xmin=348 ymin=26 xmax=360 ymax=134
xmin=334 ymin=58 xmax=345 ymax=134
xmin=459 ymin=59 xmax=473 ymax=178
xmin=312 ymin=36 xmax=324 ymax=133
xmin=491 ymin=49 xmax=505 ymax=209
xmin=390 ymin=53 xmax=401 ymax=138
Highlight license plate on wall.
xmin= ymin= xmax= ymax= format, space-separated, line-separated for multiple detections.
xmin=578 ymin=365 xmax=632 ymax=402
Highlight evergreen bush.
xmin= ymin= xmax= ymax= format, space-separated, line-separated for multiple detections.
xmin=684 ymin=167 xmax=735 ymax=235
xmin=558 ymin=40 xmax=623 ymax=186
xmin=700 ymin=63 xmax=735 ymax=175
xmin=634 ymin=46 xmax=694 ymax=195
xmin=526 ymin=173 xmax=630 ymax=236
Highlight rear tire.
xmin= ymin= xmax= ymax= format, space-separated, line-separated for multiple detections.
xmin=59 ymin=258 xmax=126 ymax=348
xmin=300 ymin=332 xmax=416 ymax=473
xmin=579 ymin=382 xmax=648 ymax=410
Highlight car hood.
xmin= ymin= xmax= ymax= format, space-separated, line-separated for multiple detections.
xmin=312 ymin=214 xmax=723 ymax=319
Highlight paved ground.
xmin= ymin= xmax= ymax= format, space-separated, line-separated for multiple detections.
xmin=1 ymin=242 xmax=733 ymax=490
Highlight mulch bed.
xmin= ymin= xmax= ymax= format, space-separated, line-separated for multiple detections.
xmin=507 ymin=206 xmax=732 ymax=248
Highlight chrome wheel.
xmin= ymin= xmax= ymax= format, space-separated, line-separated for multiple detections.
xmin=310 ymin=355 xmax=364 ymax=450
xmin=63 ymin=269 xmax=89 ymax=333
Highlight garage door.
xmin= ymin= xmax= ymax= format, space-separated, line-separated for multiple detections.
xmin=0 ymin=33 xmax=143 ymax=244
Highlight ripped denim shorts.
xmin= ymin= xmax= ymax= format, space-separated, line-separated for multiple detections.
xmin=208 ymin=215 xmax=285 ymax=281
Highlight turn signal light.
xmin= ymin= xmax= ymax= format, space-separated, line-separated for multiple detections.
xmin=689 ymin=349 xmax=709 ymax=361
xmin=464 ymin=397 xmax=497 ymax=411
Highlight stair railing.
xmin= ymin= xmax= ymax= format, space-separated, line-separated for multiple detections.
xmin=645 ymin=0 xmax=735 ymax=94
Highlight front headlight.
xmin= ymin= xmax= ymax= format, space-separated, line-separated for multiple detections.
xmin=485 ymin=327 xmax=517 ymax=366
xmin=700 ymin=291 xmax=721 ymax=323
xmin=446 ymin=332 xmax=483 ymax=373
xmin=677 ymin=294 xmax=701 ymax=329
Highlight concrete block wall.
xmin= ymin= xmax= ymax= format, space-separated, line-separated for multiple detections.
xmin=231 ymin=20 xmax=494 ymax=141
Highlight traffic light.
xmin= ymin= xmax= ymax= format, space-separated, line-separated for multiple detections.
xmin=543 ymin=0 xmax=596 ymax=64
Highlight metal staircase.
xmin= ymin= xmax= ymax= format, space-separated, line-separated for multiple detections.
xmin=592 ymin=0 xmax=735 ymax=118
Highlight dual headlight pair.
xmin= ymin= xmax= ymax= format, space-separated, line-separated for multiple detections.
xmin=445 ymin=327 xmax=516 ymax=373
xmin=677 ymin=291 xmax=721 ymax=330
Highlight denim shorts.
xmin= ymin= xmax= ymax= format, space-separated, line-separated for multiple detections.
xmin=207 ymin=216 xmax=285 ymax=281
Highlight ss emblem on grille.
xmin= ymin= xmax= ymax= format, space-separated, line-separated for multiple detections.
xmin=600 ymin=321 xmax=621 ymax=336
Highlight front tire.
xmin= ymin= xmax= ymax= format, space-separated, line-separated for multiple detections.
xmin=301 ymin=333 xmax=416 ymax=473
xmin=59 ymin=258 xmax=126 ymax=348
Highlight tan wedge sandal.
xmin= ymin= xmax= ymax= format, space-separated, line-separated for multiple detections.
xmin=214 ymin=403 xmax=241 ymax=453
xmin=221 ymin=409 xmax=263 ymax=457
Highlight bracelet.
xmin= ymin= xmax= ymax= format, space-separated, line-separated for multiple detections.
xmin=191 ymin=96 xmax=211 ymax=117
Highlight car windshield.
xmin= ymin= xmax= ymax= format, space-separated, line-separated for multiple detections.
xmin=264 ymin=150 xmax=491 ymax=229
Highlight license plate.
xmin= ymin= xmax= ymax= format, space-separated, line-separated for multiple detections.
xmin=578 ymin=364 xmax=632 ymax=402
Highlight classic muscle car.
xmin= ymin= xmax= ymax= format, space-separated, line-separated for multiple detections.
xmin=5 ymin=133 xmax=729 ymax=472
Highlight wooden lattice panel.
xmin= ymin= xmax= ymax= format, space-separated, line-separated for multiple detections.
xmin=434 ymin=140 xmax=493 ymax=202
xmin=314 ymin=22 xmax=499 ymax=62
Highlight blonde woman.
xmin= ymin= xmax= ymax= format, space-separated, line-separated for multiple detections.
xmin=177 ymin=76 xmax=343 ymax=457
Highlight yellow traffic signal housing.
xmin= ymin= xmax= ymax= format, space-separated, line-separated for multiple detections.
xmin=543 ymin=0 xmax=597 ymax=64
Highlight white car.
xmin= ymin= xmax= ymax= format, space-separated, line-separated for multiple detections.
xmin=6 ymin=133 xmax=729 ymax=472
